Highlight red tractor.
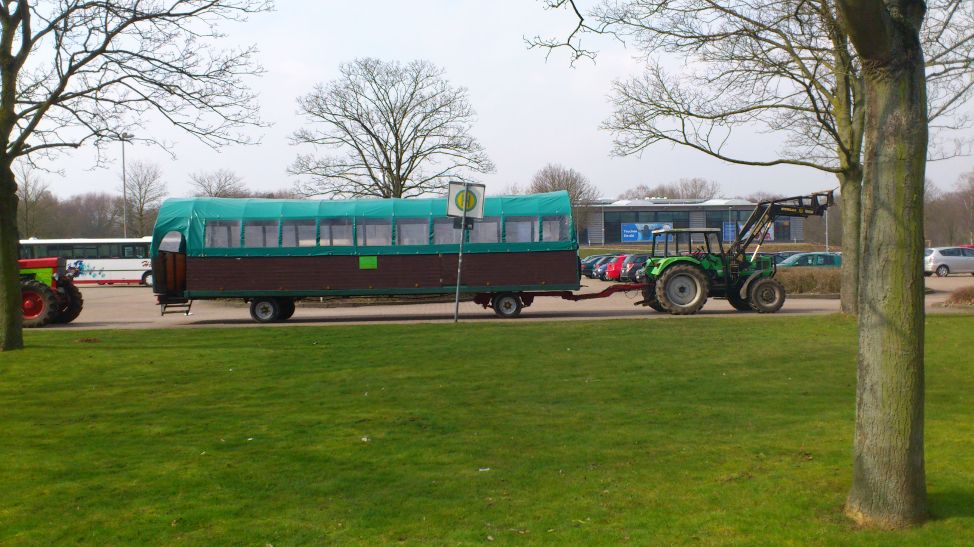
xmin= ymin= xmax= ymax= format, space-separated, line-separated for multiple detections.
xmin=19 ymin=257 xmax=84 ymax=328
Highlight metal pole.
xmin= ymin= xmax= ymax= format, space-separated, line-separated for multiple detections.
xmin=453 ymin=182 xmax=469 ymax=323
xmin=121 ymin=136 xmax=128 ymax=238
xmin=825 ymin=209 xmax=829 ymax=252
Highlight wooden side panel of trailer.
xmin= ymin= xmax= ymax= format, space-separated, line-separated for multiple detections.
xmin=183 ymin=251 xmax=580 ymax=294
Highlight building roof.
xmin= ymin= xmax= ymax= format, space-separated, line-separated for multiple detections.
xmin=585 ymin=197 xmax=756 ymax=208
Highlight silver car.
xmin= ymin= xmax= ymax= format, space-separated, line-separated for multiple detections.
xmin=924 ymin=247 xmax=974 ymax=277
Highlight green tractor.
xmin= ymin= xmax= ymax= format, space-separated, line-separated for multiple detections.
xmin=19 ymin=257 xmax=84 ymax=328
xmin=638 ymin=191 xmax=834 ymax=315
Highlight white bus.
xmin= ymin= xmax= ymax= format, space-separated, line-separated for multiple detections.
xmin=18 ymin=237 xmax=154 ymax=285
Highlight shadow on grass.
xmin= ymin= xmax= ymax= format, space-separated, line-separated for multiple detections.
xmin=929 ymin=489 xmax=974 ymax=520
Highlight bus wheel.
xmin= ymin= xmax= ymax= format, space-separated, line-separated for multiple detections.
xmin=21 ymin=280 xmax=59 ymax=328
xmin=53 ymin=281 xmax=84 ymax=324
xmin=249 ymin=298 xmax=282 ymax=323
xmin=141 ymin=271 xmax=154 ymax=287
xmin=492 ymin=293 xmax=523 ymax=318
xmin=278 ymin=299 xmax=296 ymax=320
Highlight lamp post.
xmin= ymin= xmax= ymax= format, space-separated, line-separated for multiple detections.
xmin=119 ymin=133 xmax=135 ymax=237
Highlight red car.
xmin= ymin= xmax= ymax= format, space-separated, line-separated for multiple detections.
xmin=603 ymin=255 xmax=629 ymax=281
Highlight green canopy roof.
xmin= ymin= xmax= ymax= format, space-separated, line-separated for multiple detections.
xmin=152 ymin=191 xmax=576 ymax=256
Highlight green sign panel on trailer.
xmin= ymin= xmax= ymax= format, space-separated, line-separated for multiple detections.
xmin=359 ymin=256 xmax=377 ymax=270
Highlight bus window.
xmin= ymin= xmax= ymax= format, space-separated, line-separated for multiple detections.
xmin=282 ymin=220 xmax=316 ymax=247
xmin=320 ymin=218 xmax=353 ymax=246
xmin=396 ymin=218 xmax=429 ymax=245
xmin=470 ymin=217 xmax=500 ymax=243
xmin=122 ymin=244 xmax=148 ymax=258
xmin=244 ymin=220 xmax=279 ymax=248
xmin=204 ymin=220 xmax=241 ymax=248
xmin=357 ymin=219 xmax=391 ymax=246
xmin=433 ymin=218 xmax=462 ymax=244
xmin=542 ymin=216 xmax=570 ymax=242
xmin=504 ymin=216 xmax=539 ymax=243
xmin=75 ymin=245 xmax=99 ymax=258
xmin=19 ymin=245 xmax=32 ymax=259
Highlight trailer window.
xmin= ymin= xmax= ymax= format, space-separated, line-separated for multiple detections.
xmin=470 ymin=217 xmax=500 ymax=243
xmin=282 ymin=220 xmax=316 ymax=247
xmin=397 ymin=218 xmax=429 ymax=245
xmin=542 ymin=216 xmax=570 ymax=242
xmin=204 ymin=221 xmax=241 ymax=248
xmin=244 ymin=221 xmax=279 ymax=248
xmin=357 ymin=219 xmax=392 ymax=246
xmin=433 ymin=218 xmax=463 ymax=244
xmin=505 ymin=216 xmax=539 ymax=243
xmin=320 ymin=218 xmax=353 ymax=246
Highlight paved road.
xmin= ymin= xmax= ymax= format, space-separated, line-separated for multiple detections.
xmin=46 ymin=275 xmax=973 ymax=330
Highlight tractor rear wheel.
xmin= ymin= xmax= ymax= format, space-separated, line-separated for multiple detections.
xmin=726 ymin=288 xmax=752 ymax=312
xmin=21 ymin=280 xmax=59 ymax=328
xmin=656 ymin=264 xmax=709 ymax=315
xmin=749 ymin=277 xmax=786 ymax=313
xmin=53 ymin=280 xmax=84 ymax=324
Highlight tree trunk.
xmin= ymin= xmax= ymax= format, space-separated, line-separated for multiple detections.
xmin=838 ymin=169 xmax=861 ymax=315
xmin=0 ymin=163 xmax=23 ymax=351
xmin=845 ymin=50 xmax=928 ymax=527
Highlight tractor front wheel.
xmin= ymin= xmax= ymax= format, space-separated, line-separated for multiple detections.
xmin=749 ymin=278 xmax=786 ymax=313
xmin=656 ymin=264 xmax=709 ymax=315
xmin=21 ymin=280 xmax=59 ymax=328
xmin=53 ymin=280 xmax=84 ymax=324
xmin=726 ymin=288 xmax=753 ymax=312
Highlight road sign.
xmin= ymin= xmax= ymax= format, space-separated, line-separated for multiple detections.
xmin=447 ymin=182 xmax=486 ymax=220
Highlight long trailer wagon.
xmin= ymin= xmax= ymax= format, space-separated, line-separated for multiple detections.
xmin=150 ymin=191 xmax=604 ymax=321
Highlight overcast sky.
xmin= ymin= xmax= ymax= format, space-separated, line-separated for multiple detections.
xmin=39 ymin=0 xmax=974 ymax=200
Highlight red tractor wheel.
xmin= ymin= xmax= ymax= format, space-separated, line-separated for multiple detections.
xmin=21 ymin=279 xmax=59 ymax=328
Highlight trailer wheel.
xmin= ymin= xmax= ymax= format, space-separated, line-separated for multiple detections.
xmin=53 ymin=280 xmax=84 ymax=324
xmin=21 ymin=280 xmax=59 ymax=328
xmin=749 ymin=277 xmax=786 ymax=313
xmin=492 ymin=293 xmax=523 ymax=318
xmin=656 ymin=264 xmax=709 ymax=315
xmin=726 ymin=289 xmax=753 ymax=312
xmin=278 ymin=299 xmax=296 ymax=320
xmin=249 ymin=298 xmax=282 ymax=323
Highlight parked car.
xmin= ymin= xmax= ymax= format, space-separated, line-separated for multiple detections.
xmin=773 ymin=251 xmax=803 ymax=264
xmin=593 ymin=261 xmax=610 ymax=280
xmin=619 ymin=254 xmax=650 ymax=282
xmin=604 ymin=255 xmax=629 ymax=281
xmin=585 ymin=255 xmax=615 ymax=279
xmin=778 ymin=252 xmax=842 ymax=268
xmin=580 ymin=254 xmax=612 ymax=278
xmin=924 ymin=247 xmax=974 ymax=277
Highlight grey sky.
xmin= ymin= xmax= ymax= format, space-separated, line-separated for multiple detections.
xmin=40 ymin=0 xmax=974 ymax=200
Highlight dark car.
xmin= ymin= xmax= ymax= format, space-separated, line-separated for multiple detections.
xmin=580 ymin=254 xmax=612 ymax=278
xmin=619 ymin=254 xmax=650 ymax=282
xmin=585 ymin=255 xmax=616 ymax=279
xmin=773 ymin=251 xmax=803 ymax=264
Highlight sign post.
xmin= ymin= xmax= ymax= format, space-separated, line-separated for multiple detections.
xmin=447 ymin=181 xmax=486 ymax=323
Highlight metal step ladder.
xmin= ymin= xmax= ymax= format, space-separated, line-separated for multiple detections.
xmin=159 ymin=298 xmax=193 ymax=316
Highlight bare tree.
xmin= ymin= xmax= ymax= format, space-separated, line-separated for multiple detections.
xmin=618 ymin=178 xmax=719 ymax=200
xmin=836 ymin=0 xmax=929 ymax=528
xmin=290 ymin=58 xmax=495 ymax=198
xmin=14 ymin=163 xmax=51 ymax=238
xmin=537 ymin=0 xmax=974 ymax=316
xmin=189 ymin=170 xmax=249 ymax=198
xmin=529 ymin=163 xmax=601 ymax=230
xmin=539 ymin=0 xmax=934 ymax=527
xmin=122 ymin=161 xmax=168 ymax=236
xmin=0 ymin=1 xmax=270 ymax=351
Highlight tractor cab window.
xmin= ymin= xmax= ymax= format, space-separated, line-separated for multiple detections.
xmin=705 ymin=232 xmax=723 ymax=254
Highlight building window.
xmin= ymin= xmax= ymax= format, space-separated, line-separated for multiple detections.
xmin=774 ymin=218 xmax=792 ymax=241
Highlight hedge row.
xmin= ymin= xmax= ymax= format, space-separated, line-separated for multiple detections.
xmin=776 ymin=267 xmax=842 ymax=295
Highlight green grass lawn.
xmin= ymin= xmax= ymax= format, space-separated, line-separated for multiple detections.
xmin=2 ymin=316 xmax=973 ymax=545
